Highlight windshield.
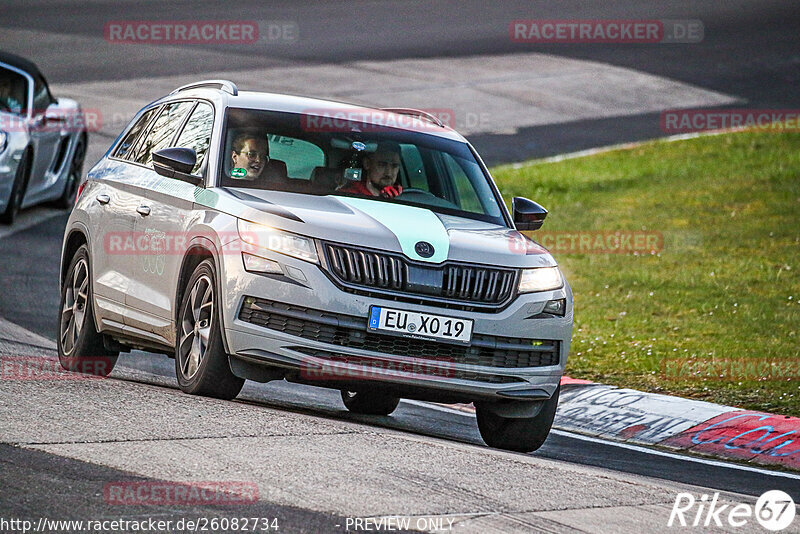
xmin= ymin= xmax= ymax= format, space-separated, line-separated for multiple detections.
xmin=218 ymin=108 xmax=507 ymax=225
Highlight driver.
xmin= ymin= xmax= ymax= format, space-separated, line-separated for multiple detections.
xmin=0 ymin=76 xmax=24 ymax=114
xmin=338 ymin=141 xmax=403 ymax=198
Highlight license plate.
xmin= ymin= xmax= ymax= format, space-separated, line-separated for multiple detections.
xmin=368 ymin=306 xmax=473 ymax=345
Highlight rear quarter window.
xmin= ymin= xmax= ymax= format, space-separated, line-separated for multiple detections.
xmin=114 ymin=107 xmax=158 ymax=160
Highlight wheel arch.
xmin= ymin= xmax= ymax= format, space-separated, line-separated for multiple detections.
xmin=61 ymin=227 xmax=88 ymax=286
xmin=59 ymin=226 xmax=106 ymax=336
xmin=174 ymin=237 xmax=231 ymax=354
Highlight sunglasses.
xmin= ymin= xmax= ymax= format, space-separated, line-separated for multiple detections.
xmin=237 ymin=150 xmax=269 ymax=161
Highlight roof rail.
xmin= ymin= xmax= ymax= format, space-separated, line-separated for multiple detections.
xmin=381 ymin=107 xmax=445 ymax=128
xmin=170 ymin=80 xmax=238 ymax=96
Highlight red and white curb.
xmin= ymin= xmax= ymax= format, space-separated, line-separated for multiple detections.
xmin=445 ymin=377 xmax=800 ymax=472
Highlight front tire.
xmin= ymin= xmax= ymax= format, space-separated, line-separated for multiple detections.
xmin=341 ymin=390 xmax=400 ymax=415
xmin=175 ymin=259 xmax=244 ymax=399
xmin=475 ymin=386 xmax=560 ymax=453
xmin=57 ymin=244 xmax=118 ymax=376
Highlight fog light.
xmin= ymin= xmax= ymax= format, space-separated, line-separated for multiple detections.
xmin=543 ymin=298 xmax=566 ymax=316
xmin=242 ymin=253 xmax=282 ymax=274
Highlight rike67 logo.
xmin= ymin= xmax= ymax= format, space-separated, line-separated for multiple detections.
xmin=669 ymin=490 xmax=796 ymax=531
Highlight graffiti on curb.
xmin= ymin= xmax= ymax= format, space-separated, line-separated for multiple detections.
xmin=665 ymin=411 xmax=800 ymax=469
xmin=555 ymin=386 xmax=728 ymax=444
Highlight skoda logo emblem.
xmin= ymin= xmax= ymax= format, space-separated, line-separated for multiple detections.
xmin=415 ymin=241 xmax=434 ymax=258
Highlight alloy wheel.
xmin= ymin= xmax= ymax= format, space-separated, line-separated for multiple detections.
xmin=178 ymin=274 xmax=214 ymax=379
xmin=59 ymin=257 xmax=89 ymax=355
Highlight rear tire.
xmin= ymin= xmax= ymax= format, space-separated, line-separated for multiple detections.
xmin=341 ymin=390 xmax=400 ymax=415
xmin=57 ymin=244 xmax=118 ymax=376
xmin=475 ymin=386 xmax=560 ymax=453
xmin=55 ymin=134 xmax=86 ymax=209
xmin=175 ymin=259 xmax=244 ymax=400
xmin=0 ymin=148 xmax=31 ymax=225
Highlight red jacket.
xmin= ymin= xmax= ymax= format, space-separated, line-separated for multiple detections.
xmin=337 ymin=180 xmax=375 ymax=196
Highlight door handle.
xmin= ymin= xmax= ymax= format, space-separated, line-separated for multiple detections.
xmin=95 ymin=194 xmax=110 ymax=205
xmin=136 ymin=205 xmax=151 ymax=217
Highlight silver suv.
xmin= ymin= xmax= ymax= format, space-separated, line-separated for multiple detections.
xmin=58 ymin=80 xmax=572 ymax=452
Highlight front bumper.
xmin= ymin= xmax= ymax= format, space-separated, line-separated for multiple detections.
xmin=219 ymin=239 xmax=572 ymax=402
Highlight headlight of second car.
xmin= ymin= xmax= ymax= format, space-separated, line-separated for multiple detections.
xmin=518 ymin=266 xmax=563 ymax=293
xmin=237 ymin=219 xmax=319 ymax=264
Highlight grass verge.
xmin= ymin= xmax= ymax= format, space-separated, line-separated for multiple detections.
xmin=492 ymin=130 xmax=800 ymax=415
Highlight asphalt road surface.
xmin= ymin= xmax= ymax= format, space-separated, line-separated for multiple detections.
xmin=1 ymin=1 xmax=800 ymax=532
xmin=1 ymin=0 xmax=798 ymax=161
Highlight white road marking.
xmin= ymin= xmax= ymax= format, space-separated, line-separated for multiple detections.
xmin=548 ymin=429 xmax=800 ymax=481
xmin=401 ymin=399 xmax=800 ymax=481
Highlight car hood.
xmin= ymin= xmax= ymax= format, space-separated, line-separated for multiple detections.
xmin=223 ymin=188 xmax=556 ymax=268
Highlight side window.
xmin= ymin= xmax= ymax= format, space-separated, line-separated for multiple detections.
xmin=0 ymin=67 xmax=29 ymax=115
xmin=114 ymin=107 xmax=158 ymax=160
xmin=32 ymin=77 xmax=53 ymax=113
xmin=401 ymin=144 xmax=427 ymax=189
xmin=133 ymin=101 xmax=194 ymax=167
xmin=174 ymin=102 xmax=214 ymax=175
xmin=267 ymin=135 xmax=324 ymax=179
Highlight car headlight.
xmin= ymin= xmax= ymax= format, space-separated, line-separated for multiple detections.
xmin=518 ymin=266 xmax=563 ymax=293
xmin=0 ymin=131 xmax=7 ymax=153
xmin=237 ymin=219 xmax=319 ymax=264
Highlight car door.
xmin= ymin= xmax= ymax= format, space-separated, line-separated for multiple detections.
xmin=25 ymin=76 xmax=62 ymax=199
xmin=124 ymin=100 xmax=205 ymax=346
xmin=89 ymin=106 xmax=161 ymax=331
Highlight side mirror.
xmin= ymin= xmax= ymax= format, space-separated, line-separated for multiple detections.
xmin=152 ymin=147 xmax=202 ymax=186
xmin=512 ymin=197 xmax=548 ymax=231
xmin=44 ymin=102 xmax=66 ymax=124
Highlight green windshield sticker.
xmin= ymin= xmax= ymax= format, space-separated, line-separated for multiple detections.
xmin=231 ymin=167 xmax=247 ymax=178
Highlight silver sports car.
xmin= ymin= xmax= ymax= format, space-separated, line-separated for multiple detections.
xmin=58 ymin=80 xmax=573 ymax=452
xmin=0 ymin=51 xmax=87 ymax=223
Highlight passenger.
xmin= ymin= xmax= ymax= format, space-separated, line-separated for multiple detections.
xmin=338 ymin=141 xmax=403 ymax=198
xmin=230 ymin=133 xmax=270 ymax=180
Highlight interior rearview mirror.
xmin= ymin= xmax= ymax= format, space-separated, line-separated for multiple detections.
xmin=512 ymin=197 xmax=548 ymax=231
